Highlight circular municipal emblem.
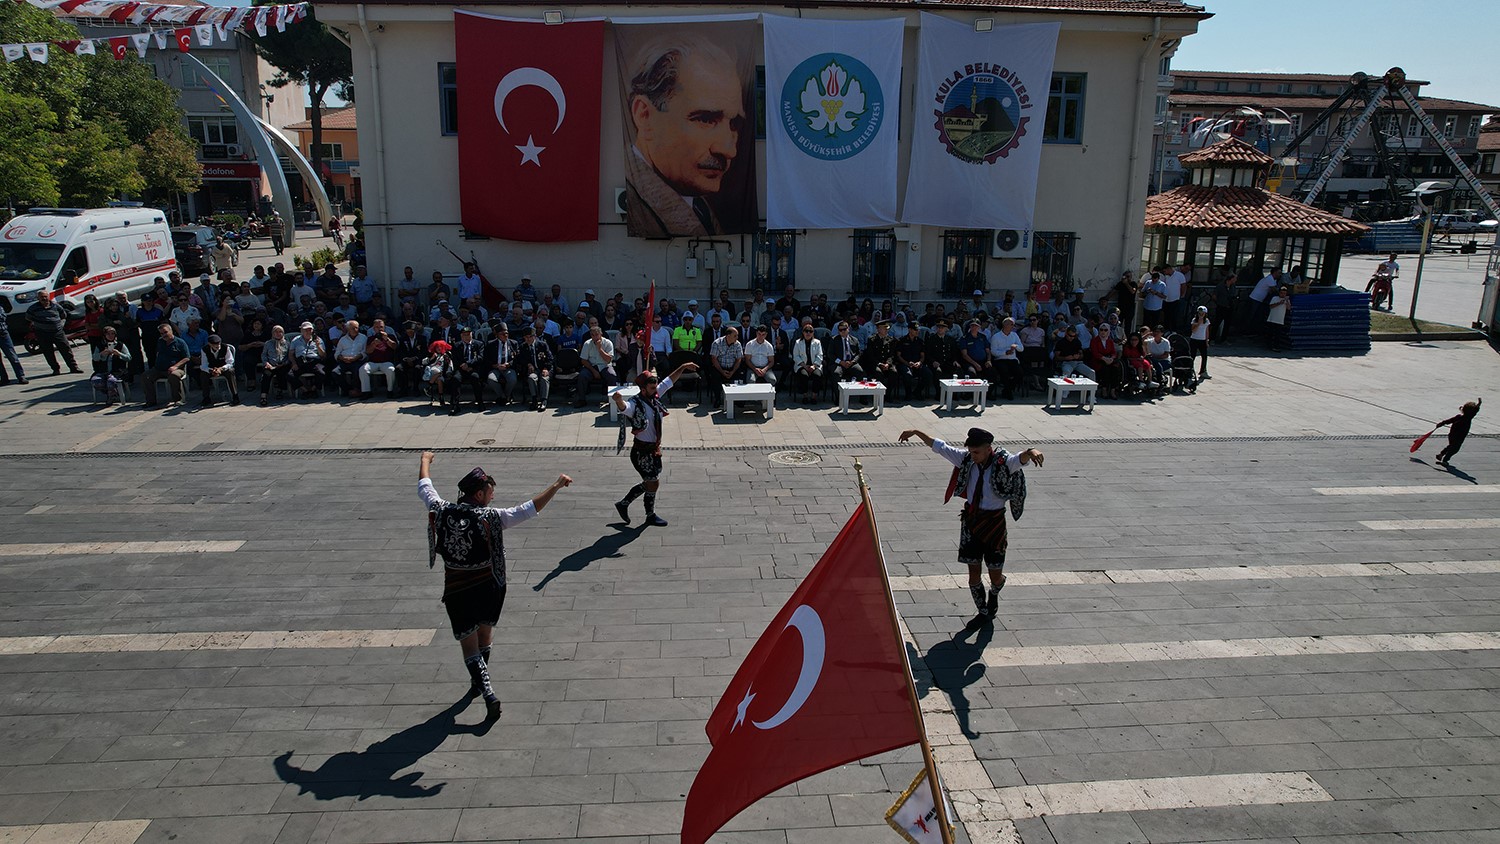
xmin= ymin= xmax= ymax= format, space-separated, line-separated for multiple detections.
xmin=109 ymin=248 xmax=121 ymax=265
xmin=779 ymin=53 xmax=884 ymax=161
xmin=933 ymin=67 xmax=1031 ymax=164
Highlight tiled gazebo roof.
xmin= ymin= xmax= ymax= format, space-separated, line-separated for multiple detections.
xmin=1145 ymin=186 xmax=1370 ymax=235
xmin=1176 ymin=137 xmax=1276 ymax=169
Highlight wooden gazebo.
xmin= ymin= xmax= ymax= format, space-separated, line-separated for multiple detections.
xmin=1143 ymin=138 xmax=1370 ymax=288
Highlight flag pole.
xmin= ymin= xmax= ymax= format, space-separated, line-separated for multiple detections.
xmin=854 ymin=457 xmax=956 ymax=844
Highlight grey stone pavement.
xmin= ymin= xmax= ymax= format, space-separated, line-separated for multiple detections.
xmin=1338 ymin=249 xmax=1495 ymax=330
xmin=0 ymin=336 xmax=1498 ymax=843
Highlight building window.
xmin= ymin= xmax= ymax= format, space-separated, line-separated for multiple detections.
xmin=1247 ymin=82 xmax=1261 ymax=93
xmin=1044 ymin=73 xmax=1085 ymax=144
xmin=1181 ymin=79 xmax=1197 ymax=91
xmin=1443 ymin=116 xmax=1457 ymax=138
xmin=1277 ymin=83 xmax=1292 ymax=94
xmin=851 ymin=230 xmax=895 ymax=294
xmin=753 ymin=229 xmax=796 ymax=291
xmin=314 ymin=143 xmax=344 ymax=161
xmin=1031 ymin=232 xmax=1077 ymax=287
xmin=1306 ymin=84 xmax=1322 ymax=94
xmin=184 ymin=56 xmax=232 ymax=89
xmin=940 ymin=230 xmax=989 ymax=296
xmin=439 ymin=63 xmax=457 ymax=136
xmin=187 ymin=116 xmax=239 ymax=148
xmin=1381 ymin=114 xmax=1401 ymax=137
xmin=1483 ymin=153 xmax=1497 ymax=175
xmin=1408 ymin=115 xmax=1422 ymax=137
xmin=1213 ymin=81 xmax=1228 ymax=92
xmin=1314 ymin=116 xmax=1327 ymax=137
xmin=1467 ymin=116 xmax=1481 ymax=138
xmin=755 ymin=66 xmax=767 ymax=140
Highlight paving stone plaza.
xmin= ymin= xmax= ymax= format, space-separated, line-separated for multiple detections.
xmin=0 ymin=338 xmax=1496 ymax=844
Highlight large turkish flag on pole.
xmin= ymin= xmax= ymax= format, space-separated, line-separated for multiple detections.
xmin=455 ymin=12 xmax=603 ymax=242
xmin=681 ymin=502 xmax=923 ymax=844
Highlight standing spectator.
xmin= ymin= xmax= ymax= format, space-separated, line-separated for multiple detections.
xmin=743 ymin=325 xmax=777 ymax=387
xmin=0 ymin=298 xmax=29 ymax=385
xmin=1211 ymin=269 xmax=1237 ymax=343
xmin=257 ymin=325 xmax=291 ymax=405
xmin=143 ymin=323 xmax=190 ymax=407
xmin=517 ymin=327 xmax=553 ymax=411
xmin=26 ymin=292 xmax=82 ymax=375
xmin=1113 ymin=271 xmax=1139 ymax=332
xmin=1140 ymin=270 xmax=1167 ymax=329
xmin=576 ymin=326 xmax=616 ymax=406
xmin=705 ymin=325 xmax=744 ymax=407
xmin=1266 ymin=285 xmax=1291 ymax=351
xmin=81 ymin=294 xmax=104 ymax=349
xmin=485 ymin=323 xmax=518 ymax=406
xmin=1162 ymin=263 xmax=1186 ymax=331
xmin=198 ymin=334 xmax=239 ymax=407
xmin=210 ymin=237 xmax=237 ymax=272
xmin=267 ymin=211 xmax=285 ymax=255
xmin=1189 ymin=305 xmax=1211 ymax=378
xmin=1248 ymin=267 xmax=1280 ymax=331
xmin=790 ymin=322 xmax=822 ymax=403
xmin=90 ymin=326 xmax=131 ymax=405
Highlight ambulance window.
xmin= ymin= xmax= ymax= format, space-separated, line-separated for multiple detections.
xmin=54 ymin=248 xmax=89 ymax=289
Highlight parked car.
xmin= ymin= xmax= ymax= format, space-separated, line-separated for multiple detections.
xmin=170 ymin=225 xmax=218 ymax=276
xmin=1434 ymin=212 xmax=1489 ymax=234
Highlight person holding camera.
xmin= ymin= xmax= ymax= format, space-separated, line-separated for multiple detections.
xmin=417 ymin=452 xmax=572 ymax=721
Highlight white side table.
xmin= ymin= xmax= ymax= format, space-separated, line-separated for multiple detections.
xmin=722 ymin=383 xmax=776 ymax=420
xmin=837 ymin=380 xmax=887 ymax=414
xmin=607 ymin=385 xmax=640 ymax=422
xmin=1046 ymin=377 xmax=1098 ymax=412
xmin=938 ymin=378 xmax=988 ymax=412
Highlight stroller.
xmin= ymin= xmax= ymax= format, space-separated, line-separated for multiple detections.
xmin=1165 ymin=332 xmax=1197 ymax=393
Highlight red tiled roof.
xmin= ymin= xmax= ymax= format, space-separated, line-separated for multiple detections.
xmin=286 ymin=106 xmax=357 ymax=132
xmin=1145 ymin=186 xmax=1371 ymax=235
xmin=1175 ymin=137 xmax=1274 ymax=168
xmin=1174 ymin=69 xmax=1430 ymax=86
xmin=1170 ymin=92 xmax=1499 ymax=113
xmin=317 ymin=0 xmax=1210 ymax=14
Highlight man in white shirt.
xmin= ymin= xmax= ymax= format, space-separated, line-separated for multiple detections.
xmin=1248 ymin=267 xmax=1280 ymax=332
xmin=898 ymin=426 xmax=1044 ymax=620
xmin=1141 ymin=270 xmax=1167 ymax=329
xmin=1162 ymin=264 xmax=1186 ymax=331
xmin=169 ymin=296 xmax=202 ymax=335
xmin=743 ymin=325 xmax=777 ymax=386
xmin=1378 ymin=253 xmax=1399 ymax=309
xmin=333 ymin=319 xmax=368 ymax=395
xmin=988 ymin=316 xmax=1024 ymax=400
xmin=576 ymin=326 xmax=616 ymax=406
xmin=648 ymin=315 xmax=672 ymax=357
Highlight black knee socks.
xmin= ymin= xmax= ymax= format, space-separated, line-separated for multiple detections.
xmin=622 ymin=483 xmax=645 ymax=504
xmin=644 ymin=492 xmax=656 ymax=514
xmin=464 ymin=652 xmax=497 ymax=703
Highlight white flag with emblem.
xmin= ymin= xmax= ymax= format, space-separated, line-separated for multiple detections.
xmin=25 ymin=43 xmax=48 ymax=64
xmin=75 ymin=39 xmax=96 ymax=56
xmin=886 ymin=768 xmax=956 ymax=844
xmin=3 ymin=44 xmax=26 ymax=63
xmin=763 ymin=15 xmax=905 ymax=229
xmin=130 ymin=32 xmax=151 ymax=58
xmin=152 ymin=31 xmax=168 ymax=51
xmin=195 ymin=24 xmax=215 ymax=47
xmin=901 ymin=14 xmax=1059 ymax=230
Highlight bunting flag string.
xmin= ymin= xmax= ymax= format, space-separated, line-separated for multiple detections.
xmin=1 ymin=1 xmax=313 ymax=64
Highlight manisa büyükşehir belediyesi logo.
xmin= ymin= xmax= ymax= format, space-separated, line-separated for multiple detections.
xmin=932 ymin=62 xmax=1035 ymax=164
xmin=780 ymin=53 xmax=884 ymax=162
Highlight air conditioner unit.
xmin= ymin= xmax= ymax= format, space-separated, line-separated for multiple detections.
xmin=226 ymin=143 xmax=243 ymax=157
xmin=613 ymin=187 xmax=628 ymax=216
xmin=991 ymin=228 xmax=1032 ymax=260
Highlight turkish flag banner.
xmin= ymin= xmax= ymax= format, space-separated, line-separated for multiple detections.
xmin=455 ymin=11 xmax=603 ymax=242
xmin=681 ymin=503 xmax=922 ymax=844
xmin=174 ymin=28 xmax=193 ymax=53
xmin=108 ymin=36 xmax=129 ymax=60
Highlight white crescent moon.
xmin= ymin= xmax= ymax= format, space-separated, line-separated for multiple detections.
xmin=753 ymin=605 xmax=825 ymax=731
xmin=494 ymin=67 xmax=567 ymax=135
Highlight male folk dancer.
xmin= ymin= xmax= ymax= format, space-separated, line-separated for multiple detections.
xmin=417 ymin=451 xmax=571 ymax=720
xmin=612 ymin=361 xmax=699 ymax=527
xmin=900 ymin=427 xmax=1044 ymax=620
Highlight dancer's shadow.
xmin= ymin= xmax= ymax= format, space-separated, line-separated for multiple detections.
xmin=533 ymin=524 xmax=646 ymax=591
xmin=1410 ymin=456 xmax=1478 ymax=484
xmin=921 ymin=618 xmax=994 ymax=740
xmin=274 ymin=697 xmax=485 ymax=801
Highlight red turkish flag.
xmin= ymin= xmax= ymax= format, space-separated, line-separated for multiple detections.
xmin=108 ymin=36 xmax=129 ymax=61
xmin=174 ymin=28 xmax=193 ymax=53
xmin=681 ymin=503 xmax=922 ymax=844
xmin=454 ymin=11 xmax=603 ymax=242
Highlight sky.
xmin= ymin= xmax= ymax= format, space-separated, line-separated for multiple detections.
xmin=1171 ymin=0 xmax=1499 ymax=109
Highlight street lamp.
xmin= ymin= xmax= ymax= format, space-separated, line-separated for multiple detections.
xmin=1409 ymin=180 xmax=1453 ymax=320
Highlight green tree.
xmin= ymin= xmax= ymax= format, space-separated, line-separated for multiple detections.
xmin=57 ymin=119 xmax=143 ymax=207
xmin=139 ymin=127 xmax=203 ymax=197
xmin=249 ymin=5 xmax=352 ymax=219
xmin=0 ymin=88 xmax=62 ymax=206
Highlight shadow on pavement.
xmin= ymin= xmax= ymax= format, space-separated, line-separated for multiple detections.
xmin=533 ymin=523 xmax=647 ymax=592
xmin=919 ymin=617 xmax=993 ymax=740
xmin=273 ymin=697 xmax=487 ymax=802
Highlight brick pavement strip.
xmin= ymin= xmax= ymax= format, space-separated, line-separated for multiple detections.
xmin=0 ymin=439 xmax=1496 ymax=842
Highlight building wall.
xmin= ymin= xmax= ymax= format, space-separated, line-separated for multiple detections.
xmin=291 ymin=125 xmax=362 ymax=206
xmin=321 ymin=4 xmax=1197 ymax=303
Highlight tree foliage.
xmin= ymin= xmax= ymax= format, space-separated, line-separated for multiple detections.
xmin=250 ymin=5 xmax=352 ymax=213
xmin=0 ymin=1 xmax=198 ymax=208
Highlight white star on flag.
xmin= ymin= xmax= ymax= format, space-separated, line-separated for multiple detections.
xmin=515 ymin=135 xmax=546 ymax=167
xmin=731 ymin=689 xmax=755 ymax=731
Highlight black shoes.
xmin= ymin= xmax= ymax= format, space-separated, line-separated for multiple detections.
xmin=646 ymin=513 xmax=668 ymax=527
xmin=615 ymin=501 xmax=631 ymax=524
xmin=484 ymin=698 xmax=502 ymax=721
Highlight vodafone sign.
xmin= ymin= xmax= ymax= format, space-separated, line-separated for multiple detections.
xmin=201 ymin=162 xmax=262 ymax=180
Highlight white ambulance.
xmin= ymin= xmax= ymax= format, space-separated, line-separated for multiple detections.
xmin=1 ymin=207 xmax=178 ymax=335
